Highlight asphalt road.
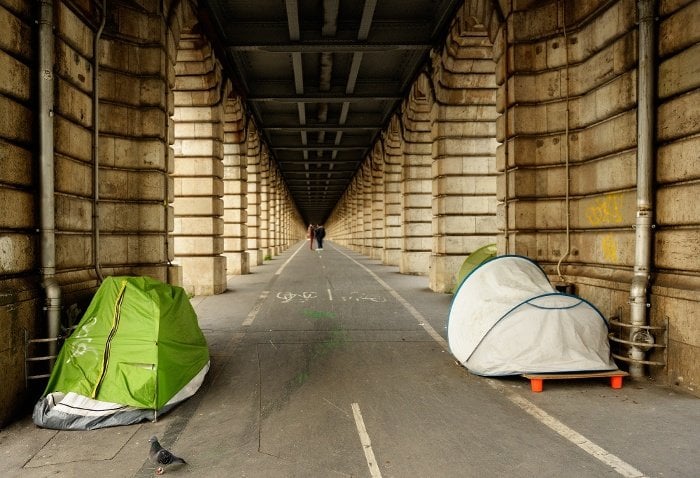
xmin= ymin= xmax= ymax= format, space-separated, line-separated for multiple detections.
xmin=1 ymin=241 xmax=698 ymax=477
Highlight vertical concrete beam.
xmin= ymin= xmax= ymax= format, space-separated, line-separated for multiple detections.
xmin=259 ymin=149 xmax=270 ymax=260
xmin=172 ymin=33 xmax=226 ymax=295
xmin=383 ymin=117 xmax=404 ymax=266
xmin=223 ymin=95 xmax=249 ymax=275
xmin=353 ymin=178 xmax=362 ymax=251
xmin=0 ymin=0 xmax=40 ymax=425
xmin=429 ymin=12 xmax=499 ymax=293
xmin=653 ymin=0 xmax=700 ymax=392
xmin=400 ymin=75 xmax=433 ymax=275
xmin=370 ymin=146 xmax=385 ymax=260
xmin=269 ymin=168 xmax=279 ymax=256
xmin=361 ymin=163 xmax=373 ymax=256
xmin=246 ymin=125 xmax=263 ymax=266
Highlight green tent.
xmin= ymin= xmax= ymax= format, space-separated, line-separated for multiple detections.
xmin=452 ymin=244 xmax=497 ymax=293
xmin=34 ymin=276 xmax=210 ymax=430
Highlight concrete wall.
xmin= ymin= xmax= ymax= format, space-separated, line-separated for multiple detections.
xmin=0 ymin=0 xmax=304 ymax=425
xmin=429 ymin=6 xmax=499 ymax=292
xmin=172 ymin=32 xmax=226 ymax=295
xmin=326 ymin=0 xmax=700 ymax=397
xmin=0 ymin=0 xmax=38 ymax=426
xmin=1 ymin=0 xmax=698 ymax=426
xmin=223 ymin=96 xmax=249 ymax=275
xmin=652 ymin=0 xmax=700 ymax=392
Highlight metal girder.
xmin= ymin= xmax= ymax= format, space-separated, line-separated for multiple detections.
xmin=285 ymin=177 xmax=350 ymax=182
xmin=201 ymin=0 xmax=465 ymax=224
xmin=271 ymin=145 xmax=366 ymax=151
xmin=265 ymin=124 xmax=377 ymax=132
xmin=248 ymin=93 xmax=402 ymax=103
xmin=227 ymin=42 xmax=431 ymax=52
xmin=279 ymin=160 xmax=360 ymax=165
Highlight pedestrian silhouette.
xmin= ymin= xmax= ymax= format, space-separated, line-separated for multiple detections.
xmin=315 ymin=224 xmax=325 ymax=250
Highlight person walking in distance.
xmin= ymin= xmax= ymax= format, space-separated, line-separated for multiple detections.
xmin=307 ymin=224 xmax=315 ymax=250
xmin=314 ymin=224 xmax=325 ymax=250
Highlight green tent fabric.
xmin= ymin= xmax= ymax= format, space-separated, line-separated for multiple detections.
xmin=452 ymin=244 xmax=497 ymax=293
xmin=44 ymin=276 xmax=209 ymax=411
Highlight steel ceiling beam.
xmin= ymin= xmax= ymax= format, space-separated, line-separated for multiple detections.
xmin=271 ymin=145 xmax=367 ymax=151
xmin=248 ymin=94 xmax=401 ymax=103
xmin=220 ymin=22 xmax=432 ymax=40
xmin=279 ymin=160 xmax=360 ymax=165
xmin=227 ymin=42 xmax=431 ymax=52
xmin=265 ymin=125 xmax=377 ymax=132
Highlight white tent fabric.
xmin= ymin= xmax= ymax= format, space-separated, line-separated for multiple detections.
xmin=448 ymin=255 xmax=617 ymax=376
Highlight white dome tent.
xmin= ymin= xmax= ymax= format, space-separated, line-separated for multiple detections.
xmin=448 ymin=255 xmax=617 ymax=376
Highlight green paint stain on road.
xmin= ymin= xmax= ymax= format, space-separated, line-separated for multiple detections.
xmin=303 ymin=308 xmax=336 ymax=320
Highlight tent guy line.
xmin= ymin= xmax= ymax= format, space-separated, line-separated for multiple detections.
xmin=337 ymin=247 xmax=645 ymax=478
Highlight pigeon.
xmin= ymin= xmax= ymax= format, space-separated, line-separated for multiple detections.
xmin=148 ymin=436 xmax=187 ymax=475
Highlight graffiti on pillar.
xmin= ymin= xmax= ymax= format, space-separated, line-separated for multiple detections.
xmin=601 ymin=234 xmax=619 ymax=262
xmin=585 ymin=193 xmax=624 ymax=263
xmin=585 ymin=192 xmax=624 ymax=226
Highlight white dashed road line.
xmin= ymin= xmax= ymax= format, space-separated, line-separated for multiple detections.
xmin=334 ymin=244 xmax=646 ymax=478
xmin=352 ymin=402 xmax=383 ymax=478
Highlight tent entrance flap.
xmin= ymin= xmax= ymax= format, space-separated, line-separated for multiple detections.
xmin=447 ymin=255 xmax=617 ymax=376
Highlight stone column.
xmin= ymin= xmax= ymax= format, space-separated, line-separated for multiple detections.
xmin=172 ymin=33 xmax=226 ymax=295
xmin=361 ymin=162 xmax=373 ymax=256
xmin=351 ymin=178 xmax=361 ymax=251
xmin=371 ymin=144 xmax=385 ymax=260
xmin=259 ymin=149 xmax=270 ymax=260
xmin=400 ymin=76 xmax=433 ymax=275
xmin=246 ymin=125 xmax=263 ymax=266
xmin=223 ymin=95 xmax=249 ymax=275
xmin=327 ymin=189 xmax=348 ymax=246
xmin=268 ymin=167 xmax=279 ymax=256
xmin=383 ymin=118 xmax=403 ymax=266
xmin=429 ymin=18 xmax=499 ymax=292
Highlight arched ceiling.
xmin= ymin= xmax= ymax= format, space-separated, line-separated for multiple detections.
xmin=200 ymin=0 xmax=463 ymax=225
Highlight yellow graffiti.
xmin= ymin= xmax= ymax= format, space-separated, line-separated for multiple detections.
xmin=601 ymin=234 xmax=618 ymax=262
xmin=586 ymin=193 xmax=624 ymax=226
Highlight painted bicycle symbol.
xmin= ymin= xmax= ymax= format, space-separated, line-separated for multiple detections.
xmin=341 ymin=292 xmax=387 ymax=303
xmin=276 ymin=291 xmax=318 ymax=303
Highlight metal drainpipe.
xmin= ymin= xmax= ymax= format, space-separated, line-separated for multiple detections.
xmin=556 ymin=0 xmax=571 ymax=283
xmin=39 ymin=0 xmax=61 ymax=363
xmin=501 ymin=22 xmax=509 ymax=254
xmin=629 ymin=0 xmax=656 ymax=379
xmin=92 ymin=0 xmax=107 ymax=283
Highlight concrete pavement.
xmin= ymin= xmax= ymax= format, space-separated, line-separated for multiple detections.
xmin=1 ymin=241 xmax=698 ymax=477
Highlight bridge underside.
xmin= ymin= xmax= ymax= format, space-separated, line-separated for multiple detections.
xmin=0 ymin=0 xmax=698 ymax=425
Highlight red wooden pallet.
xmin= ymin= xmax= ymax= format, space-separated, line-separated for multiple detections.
xmin=522 ymin=370 xmax=630 ymax=392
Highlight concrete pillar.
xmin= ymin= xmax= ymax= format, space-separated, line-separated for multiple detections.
xmin=383 ymin=118 xmax=403 ymax=266
xmin=172 ymin=33 xmax=226 ymax=295
xmin=269 ymin=168 xmax=279 ymax=256
xmin=328 ymin=189 xmax=350 ymax=246
xmin=400 ymin=75 xmax=433 ymax=275
xmin=362 ymin=164 xmax=373 ymax=255
xmin=259 ymin=150 xmax=270 ymax=260
xmin=223 ymin=95 xmax=249 ymax=275
xmin=351 ymin=178 xmax=362 ymax=251
xmin=370 ymin=146 xmax=385 ymax=260
xmin=429 ymin=15 xmax=499 ymax=293
xmin=246 ymin=125 xmax=263 ymax=266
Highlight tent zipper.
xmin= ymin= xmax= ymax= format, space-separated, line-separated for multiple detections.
xmin=92 ymin=280 xmax=128 ymax=398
